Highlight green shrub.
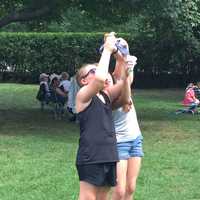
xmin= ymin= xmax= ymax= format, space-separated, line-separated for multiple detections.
xmin=0 ymin=32 xmax=132 ymax=83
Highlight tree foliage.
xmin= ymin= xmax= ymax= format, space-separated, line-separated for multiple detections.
xmin=1 ymin=0 xmax=200 ymax=80
xmin=131 ymin=0 xmax=200 ymax=75
xmin=0 ymin=0 xmax=73 ymax=28
xmin=0 ymin=0 xmax=140 ymax=29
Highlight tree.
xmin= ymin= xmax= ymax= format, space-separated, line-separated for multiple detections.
xmin=0 ymin=0 xmax=72 ymax=29
xmin=132 ymin=0 xmax=200 ymax=75
xmin=0 ymin=0 xmax=140 ymax=29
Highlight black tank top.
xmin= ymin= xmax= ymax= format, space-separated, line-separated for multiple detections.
xmin=76 ymin=91 xmax=118 ymax=165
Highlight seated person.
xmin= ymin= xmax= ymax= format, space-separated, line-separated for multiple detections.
xmin=181 ymin=83 xmax=199 ymax=113
xmin=59 ymin=72 xmax=71 ymax=93
xmin=193 ymin=81 xmax=200 ymax=101
xmin=49 ymin=74 xmax=68 ymax=105
xmin=67 ymin=74 xmax=80 ymax=121
xmin=36 ymin=73 xmax=51 ymax=104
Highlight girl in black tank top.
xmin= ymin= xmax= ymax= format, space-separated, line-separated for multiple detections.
xmin=76 ymin=91 xmax=118 ymax=165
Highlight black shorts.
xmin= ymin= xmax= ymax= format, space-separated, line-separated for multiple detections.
xmin=76 ymin=162 xmax=117 ymax=187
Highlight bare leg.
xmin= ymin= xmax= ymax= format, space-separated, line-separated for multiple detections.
xmin=124 ymin=157 xmax=142 ymax=200
xmin=78 ymin=181 xmax=98 ymax=200
xmin=111 ymin=160 xmax=128 ymax=200
xmin=96 ymin=186 xmax=110 ymax=200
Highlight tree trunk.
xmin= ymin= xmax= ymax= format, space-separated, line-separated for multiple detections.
xmin=0 ymin=6 xmax=51 ymax=28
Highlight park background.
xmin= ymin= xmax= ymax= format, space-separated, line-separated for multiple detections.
xmin=0 ymin=1 xmax=200 ymax=200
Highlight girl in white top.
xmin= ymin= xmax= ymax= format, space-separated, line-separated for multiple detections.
xmin=111 ymin=52 xmax=144 ymax=200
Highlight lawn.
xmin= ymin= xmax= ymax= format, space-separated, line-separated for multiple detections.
xmin=0 ymin=83 xmax=200 ymax=200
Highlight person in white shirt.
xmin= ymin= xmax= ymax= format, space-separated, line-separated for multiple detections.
xmin=59 ymin=72 xmax=71 ymax=93
xmin=67 ymin=75 xmax=80 ymax=121
xmin=111 ymin=53 xmax=144 ymax=200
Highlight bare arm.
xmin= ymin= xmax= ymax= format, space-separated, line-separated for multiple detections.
xmin=55 ymin=88 xmax=68 ymax=97
xmin=126 ymin=55 xmax=137 ymax=84
xmin=111 ymin=56 xmax=137 ymax=109
xmin=109 ymin=57 xmax=131 ymax=109
xmin=76 ymin=33 xmax=117 ymax=113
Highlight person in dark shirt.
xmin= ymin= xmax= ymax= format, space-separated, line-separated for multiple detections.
xmin=75 ymin=32 xmax=130 ymax=200
xmin=36 ymin=73 xmax=51 ymax=109
xmin=49 ymin=75 xmax=68 ymax=105
xmin=193 ymin=81 xmax=200 ymax=101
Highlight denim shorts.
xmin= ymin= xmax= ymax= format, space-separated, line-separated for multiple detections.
xmin=117 ymin=135 xmax=144 ymax=160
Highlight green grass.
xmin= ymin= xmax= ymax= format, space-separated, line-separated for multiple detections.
xmin=0 ymin=83 xmax=200 ymax=200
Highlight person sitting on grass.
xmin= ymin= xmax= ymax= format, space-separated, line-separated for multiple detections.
xmin=176 ymin=83 xmax=200 ymax=114
xmin=182 ymin=83 xmax=199 ymax=113
xmin=193 ymin=81 xmax=200 ymax=101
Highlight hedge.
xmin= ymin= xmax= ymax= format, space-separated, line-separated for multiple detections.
xmin=1 ymin=32 xmax=196 ymax=87
xmin=0 ymin=32 xmax=133 ymax=83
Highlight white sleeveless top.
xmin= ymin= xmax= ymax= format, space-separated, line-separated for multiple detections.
xmin=112 ymin=104 xmax=141 ymax=143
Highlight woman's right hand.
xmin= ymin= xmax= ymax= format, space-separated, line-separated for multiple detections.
xmin=103 ymin=32 xmax=117 ymax=54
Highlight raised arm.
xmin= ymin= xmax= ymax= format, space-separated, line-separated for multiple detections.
xmin=126 ymin=55 xmax=137 ymax=84
xmin=76 ymin=32 xmax=117 ymax=113
xmin=111 ymin=55 xmax=137 ymax=109
xmin=109 ymin=59 xmax=131 ymax=109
